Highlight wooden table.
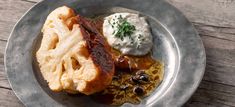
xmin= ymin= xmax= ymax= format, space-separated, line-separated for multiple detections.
xmin=0 ymin=0 xmax=234 ymax=106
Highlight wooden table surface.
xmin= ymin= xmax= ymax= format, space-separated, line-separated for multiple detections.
xmin=0 ymin=0 xmax=235 ymax=107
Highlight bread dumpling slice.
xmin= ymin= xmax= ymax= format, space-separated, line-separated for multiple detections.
xmin=36 ymin=6 xmax=114 ymax=95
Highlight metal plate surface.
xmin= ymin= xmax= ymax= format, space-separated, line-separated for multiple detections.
xmin=5 ymin=0 xmax=206 ymax=107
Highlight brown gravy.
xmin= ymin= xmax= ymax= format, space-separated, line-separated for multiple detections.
xmin=90 ymin=17 xmax=164 ymax=105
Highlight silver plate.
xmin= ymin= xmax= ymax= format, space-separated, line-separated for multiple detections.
xmin=4 ymin=0 xmax=206 ymax=107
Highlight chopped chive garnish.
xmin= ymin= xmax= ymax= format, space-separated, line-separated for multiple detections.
xmin=114 ymin=20 xmax=136 ymax=40
xmin=108 ymin=15 xmax=136 ymax=41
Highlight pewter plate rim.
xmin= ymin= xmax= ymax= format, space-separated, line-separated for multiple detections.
xmin=4 ymin=0 xmax=206 ymax=107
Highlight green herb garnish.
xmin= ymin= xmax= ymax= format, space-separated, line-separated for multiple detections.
xmin=109 ymin=15 xmax=136 ymax=40
xmin=115 ymin=20 xmax=136 ymax=40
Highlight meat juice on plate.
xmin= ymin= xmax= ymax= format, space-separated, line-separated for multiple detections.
xmin=91 ymin=14 xmax=164 ymax=105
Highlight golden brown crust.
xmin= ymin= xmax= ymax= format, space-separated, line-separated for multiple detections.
xmin=76 ymin=15 xmax=114 ymax=94
xmin=77 ymin=15 xmax=114 ymax=74
xmin=36 ymin=6 xmax=114 ymax=95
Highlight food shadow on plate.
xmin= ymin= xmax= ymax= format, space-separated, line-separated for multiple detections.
xmin=31 ymin=6 xmax=179 ymax=107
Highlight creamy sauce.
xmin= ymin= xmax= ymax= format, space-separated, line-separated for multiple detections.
xmin=103 ymin=13 xmax=153 ymax=56
xmin=91 ymin=15 xmax=164 ymax=105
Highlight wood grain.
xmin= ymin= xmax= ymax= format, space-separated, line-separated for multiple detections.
xmin=0 ymin=0 xmax=35 ymax=106
xmin=0 ymin=0 xmax=235 ymax=107
xmin=167 ymin=0 xmax=235 ymax=27
xmin=0 ymin=0 xmax=34 ymax=40
xmin=166 ymin=0 xmax=235 ymax=106
xmin=0 ymin=88 xmax=23 ymax=107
